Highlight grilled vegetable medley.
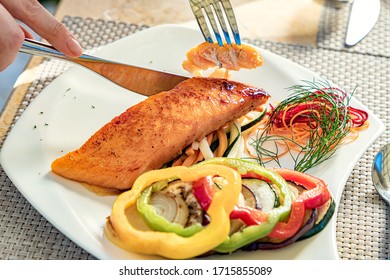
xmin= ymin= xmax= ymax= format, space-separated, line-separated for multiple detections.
xmin=105 ymin=158 xmax=334 ymax=259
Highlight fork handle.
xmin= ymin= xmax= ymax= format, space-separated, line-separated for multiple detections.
xmin=20 ymin=38 xmax=111 ymax=64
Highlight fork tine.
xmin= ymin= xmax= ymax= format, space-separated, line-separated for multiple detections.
xmin=189 ymin=0 xmax=241 ymax=45
xmin=203 ymin=4 xmax=224 ymax=46
xmin=190 ymin=0 xmax=214 ymax=43
xmin=211 ymin=0 xmax=232 ymax=44
xmin=219 ymin=0 xmax=241 ymax=45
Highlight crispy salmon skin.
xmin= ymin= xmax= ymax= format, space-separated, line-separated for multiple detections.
xmin=51 ymin=77 xmax=269 ymax=190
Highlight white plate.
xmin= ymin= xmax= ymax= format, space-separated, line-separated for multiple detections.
xmin=0 ymin=25 xmax=385 ymax=260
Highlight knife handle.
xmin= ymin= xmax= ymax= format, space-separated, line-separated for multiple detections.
xmin=20 ymin=38 xmax=112 ymax=64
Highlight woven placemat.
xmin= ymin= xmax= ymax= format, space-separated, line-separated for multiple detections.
xmin=318 ymin=0 xmax=390 ymax=57
xmin=0 ymin=15 xmax=389 ymax=260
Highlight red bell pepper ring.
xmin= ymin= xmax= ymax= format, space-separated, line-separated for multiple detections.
xmin=271 ymin=168 xmax=331 ymax=209
xmin=268 ymin=168 xmax=331 ymax=239
xmin=192 ymin=175 xmax=269 ymax=226
xmin=192 ymin=175 xmax=215 ymax=210
xmin=229 ymin=205 xmax=268 ymax=226
xmin=267 ymin=201 xmax=305 ymax=239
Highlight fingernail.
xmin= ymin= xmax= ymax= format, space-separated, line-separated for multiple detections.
xmin=66 ymin=35 xmax=83 ymax=56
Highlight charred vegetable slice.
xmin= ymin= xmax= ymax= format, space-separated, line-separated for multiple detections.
xmin=163 ymin=180 xmax=204 ymax=226
xmin=241 ymin=185 xmax=257 ymax=209
xmin=298 ymin=197 xmax=336 ymax=241
xmin=242 ymin=179 xmax=278 ymax=212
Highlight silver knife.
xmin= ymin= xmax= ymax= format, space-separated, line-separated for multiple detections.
xmin=345 ymin=0 xmax=381 ymax=47
xmin=20 ymin=38 xmax=189 ymax=96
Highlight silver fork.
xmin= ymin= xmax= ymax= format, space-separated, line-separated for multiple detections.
xmin=189 ymin=0 xmax=241 ymax=46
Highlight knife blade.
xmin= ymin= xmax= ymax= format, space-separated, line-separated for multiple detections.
xmin=345 ymin=0 xmax=381 ymax=47
xmin=76 ymin=59 xmax=189 ymax=96
xmin=20 ymin=38 xmax=189 ymax=96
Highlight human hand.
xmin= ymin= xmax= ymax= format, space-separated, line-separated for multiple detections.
xmin=0 ymin=0 xmax=83 ymax=71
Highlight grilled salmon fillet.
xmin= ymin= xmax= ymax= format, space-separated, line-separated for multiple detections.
xmin=51 ymin=77 xmax=269 ymax=191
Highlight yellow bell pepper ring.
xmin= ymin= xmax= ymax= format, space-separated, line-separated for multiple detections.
xmin=104 ymin=164 xmax=242 ymax=259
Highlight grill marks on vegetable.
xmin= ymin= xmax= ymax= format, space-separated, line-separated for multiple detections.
xmin=241 ymin=179 xmax=278 ymax=212
xmin=150 ymin=180 xmax=204 ymax=227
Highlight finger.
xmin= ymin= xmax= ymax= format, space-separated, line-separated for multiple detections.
xmin=19 ymin=24 xmax=34 ymax=39
xmin=0 ymin=4 xmax=25 ymax=71
xmin=3 ymin=0 xmax=82 ymax=57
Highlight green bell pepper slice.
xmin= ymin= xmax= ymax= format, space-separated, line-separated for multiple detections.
xmin=198 ymin=158 xmax=294 ymax=253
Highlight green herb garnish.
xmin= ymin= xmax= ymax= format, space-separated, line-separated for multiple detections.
xmin=252 ymin=79 xmax=354 ymax=172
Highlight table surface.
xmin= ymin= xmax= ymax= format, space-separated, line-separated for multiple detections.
xmin=54 ymin=0 xmax=324 ymax=45
xmin=1 ymin=0 xmax=389 ymax=260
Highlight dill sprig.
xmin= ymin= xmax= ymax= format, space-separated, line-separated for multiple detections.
xmin=252 ymin=79 xmax=353 ymax=172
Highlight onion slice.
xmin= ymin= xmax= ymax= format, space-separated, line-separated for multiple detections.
xmin=149 ymin=192 xmax=189 ymax=227
xmin=199 ymin=137 xmax=214 ymax=160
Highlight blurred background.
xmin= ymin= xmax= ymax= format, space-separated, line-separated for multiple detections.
xmin=0 ymin=0 xmax=59 ymax=112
